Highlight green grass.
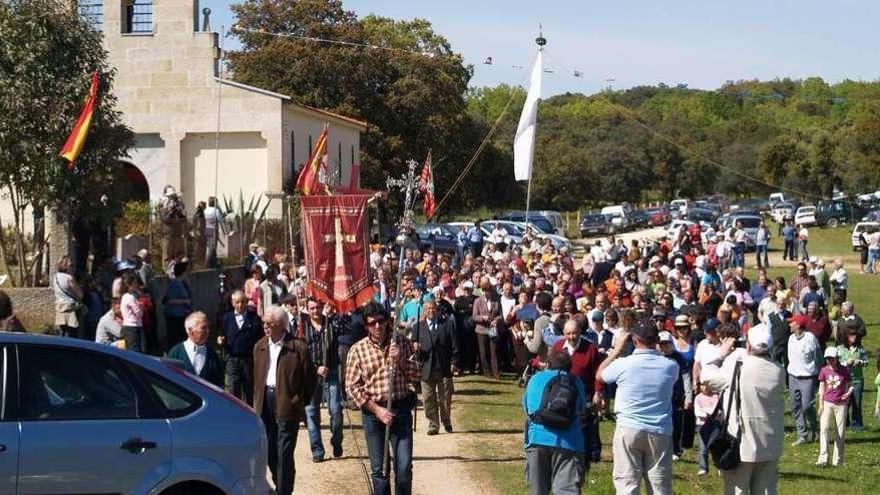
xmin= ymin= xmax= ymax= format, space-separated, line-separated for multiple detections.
xmin=455 ymin=224 xmax=880 ymax=495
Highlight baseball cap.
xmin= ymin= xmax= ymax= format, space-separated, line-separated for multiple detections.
xmin=461 ymin=281 xmax=474 ymax=290
xmin=658 ymin=331 xmax=673 ymax=343
xmin=674 ymin=314 xmax=690 ymax=327
xmin=674 ymin=258 xmax=684 ymax=265
xmin=704 ymin=318 xmax=720 ymax=333
xmin=746 ymin=323 xmax=772 ymax=352
xmin=650 ymin=256 xmax=662 ymax=265
xmin=824 ymin=347 xmax=839 ymax=359
xmin=591 ymin=310 xmax=604 ymax=322
xmin=788 ymin=313 xmax=808 ymax=327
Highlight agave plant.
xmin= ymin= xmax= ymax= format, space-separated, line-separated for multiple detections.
xmin=220 ymin=191 xmax=271 ymax=259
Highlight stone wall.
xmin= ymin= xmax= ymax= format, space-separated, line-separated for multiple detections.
xmin=7 ymin=266 xmax=246 ymax=346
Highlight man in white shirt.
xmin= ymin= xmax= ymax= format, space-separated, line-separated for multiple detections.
xmin=829 ymin=258 xmax=848 ymax=301
xmin=203 ymin=196 xmax=223 ymax=268
xmin=787 ymin=313 xmax=821 ymax=446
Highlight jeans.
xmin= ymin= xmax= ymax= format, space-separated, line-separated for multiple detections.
xmin=305 ymin=372 xmax=344 ymax=458
xmin=734 ymin=242 xmax=746 ymax=268
xmin=788 ymin=375 xmax=818 ymax=440
xmin=525 ymin=446 xmax=586 ymax=495
xmin=698 ymin=434 xmax=709 ymax=471
xmin=848 ymin=381 xmax=864 ymax=429
xmin=362 ymin=397 xmax=414 ymax=495
xmin=867 ymin=249 xmax=880 ymax=274
xmin=262 ymin=389 xmax=299 ymax=495
xmin=799 ymin=240 xmax=809 ymax=261
xmin=756 ymin=244 xmax=769 ymax=268
xmin=783 ymin=240 xmax=795 ymax=260
xmin=226 ymin=355 xmax=254 ymax=405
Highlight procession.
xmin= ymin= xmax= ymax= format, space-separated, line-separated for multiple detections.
xmin=2 ymin=1 xmax=880 ymax=494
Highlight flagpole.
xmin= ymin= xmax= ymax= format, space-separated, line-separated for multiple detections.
xmin=524 ymin=28 xmax=545 ymax=229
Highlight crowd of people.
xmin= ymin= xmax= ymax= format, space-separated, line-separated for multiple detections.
xmin=0 ymin=215 xmax=875 ymax=495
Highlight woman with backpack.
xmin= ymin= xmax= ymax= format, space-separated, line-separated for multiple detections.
xmin=523 ymin=347 xmax=588 ymax=495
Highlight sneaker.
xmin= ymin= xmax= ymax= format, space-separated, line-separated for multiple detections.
xmin=443 ymin=422 xmax=453 ymax=433
xmin=697 ymin=469 xmax=708 ymax=476
xmin=815 ymin=460 xmax=827 ymax=466
xmin=313 ymin=456 xmax=325 ymax=463
xmin=426 ymin=428 xmax=439 ymax=436
xmin=333 ymin=446 xmax=343 ymax=458
xmin=672 ymin=454 xmax=681 ymax=461
xmin=791 ymin=437 xmax=807 ymax=447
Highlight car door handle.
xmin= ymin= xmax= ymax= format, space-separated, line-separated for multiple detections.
xmin=120 ymin=437 xmax=157 ymax=453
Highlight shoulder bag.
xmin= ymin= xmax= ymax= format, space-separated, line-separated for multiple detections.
xmin=699 ymin=360 xmax=742 ymax=471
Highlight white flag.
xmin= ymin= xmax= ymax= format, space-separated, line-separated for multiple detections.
xmin=513 ymin=50 xmax=543 ymax=181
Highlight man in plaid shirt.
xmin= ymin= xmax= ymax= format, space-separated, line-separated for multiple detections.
xmin=346 ymin=301 xmax=420 ymax=495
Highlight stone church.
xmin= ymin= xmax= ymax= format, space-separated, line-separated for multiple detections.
xmin=80 ymin=0 xmax=366 ymax=217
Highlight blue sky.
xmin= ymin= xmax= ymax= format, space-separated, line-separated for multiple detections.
xmin=203 ymin=0 xmax=880 ymax=97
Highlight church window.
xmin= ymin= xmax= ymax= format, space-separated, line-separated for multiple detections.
xmin=337 ymin=141 xmax=342 ymax=184
xmin=308 ymin=135 xmax=313 ymax=157
xmin=77 ymin=1 xmax=103 ymax=31
xmin=122 ymin=0 xmax=153 ymax=34
xmin=351 ymin=144 xmax=355 ymax=167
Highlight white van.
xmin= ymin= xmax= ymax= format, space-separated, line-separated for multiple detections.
xmin=769 ymin=192 xmax=786 ymax=205
xmin=600 ymin=205 xmax=630 ymax=231
xmin=534 ymin=210 xmax=564 ymax=233
xmin=669 ymin=199 xmax=689 ymax=213
xmin=794 ymin=206 xmax=817 ymax=226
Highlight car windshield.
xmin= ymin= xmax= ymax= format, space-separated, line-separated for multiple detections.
xmin=582 ymin=214 xmax=606 ymax=222
xmin=735 ymin=217 xmax=761 ymax=228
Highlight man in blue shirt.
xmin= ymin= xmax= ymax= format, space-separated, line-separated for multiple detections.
xmin=782 ymin=221 xmax=796 ymax=261
xmin=599 ymin=320 xmax=679 ymax=495
xmin=523 ymin=348 xmax=587 ymax=495
xmin=466 ymin=222 xmax=484 ymax=257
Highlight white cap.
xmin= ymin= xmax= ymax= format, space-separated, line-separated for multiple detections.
xmin=823 ymin=347 xmax=839 ymax=359
xmin=658 ymin=331 xmax=673 ymax=343
xmin=461 ymin=281 xmax=474 ymax=290
xmin=747 ymin=323 xmax=772 ymax=352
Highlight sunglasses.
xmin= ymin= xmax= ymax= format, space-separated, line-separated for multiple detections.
xmin=366 ymin=319 xmax=387 ymax=327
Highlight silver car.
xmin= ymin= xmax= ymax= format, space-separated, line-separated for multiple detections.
xmin=0 ymin=333 xmax=269 ymax=494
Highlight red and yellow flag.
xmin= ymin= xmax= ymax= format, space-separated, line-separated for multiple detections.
xmin=420 ymin=150 xmax=436 ymax=218
xmin=296 ymin=127 xmax=329 ymax=196
xmin=59 ymin=72 xmax=100 ymax=169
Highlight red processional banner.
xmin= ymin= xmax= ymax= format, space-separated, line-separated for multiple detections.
xmin=300 ymin=194 xmax=376 ymax=312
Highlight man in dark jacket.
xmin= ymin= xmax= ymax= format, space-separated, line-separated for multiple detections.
xmin=301 ymin=298 xmax=344 ymax=461
xmin=453 ymin=281 xmax=478 ymax=373
xmin=167 ymin=311 xmax=224 ymax=388
xmin=253 ymin=306 xmax=316 ymax=495
xmin=414 ymin=300 xmax=460 ymax=434
xmin=219 ymin=290 xmax=262 ymax=405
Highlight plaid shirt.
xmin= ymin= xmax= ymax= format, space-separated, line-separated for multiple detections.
xmin=345 ymin=334 xmax=420 ymax=408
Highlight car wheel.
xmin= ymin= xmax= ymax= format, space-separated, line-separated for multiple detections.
xmin=826 ymin=218 xmax=839 ymax=228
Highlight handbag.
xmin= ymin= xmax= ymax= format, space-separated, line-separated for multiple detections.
xmin=699 ymin=360 xmax=742 ymax=471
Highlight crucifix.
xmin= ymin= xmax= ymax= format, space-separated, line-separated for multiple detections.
xmin=382 ymin=157 xmax=422 ymax=476
xmin=322 ymin=216 xmax=356 ymax=271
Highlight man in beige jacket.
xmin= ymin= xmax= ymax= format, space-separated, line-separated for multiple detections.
xmin=702 ymin=324 xmax=786 ymax=495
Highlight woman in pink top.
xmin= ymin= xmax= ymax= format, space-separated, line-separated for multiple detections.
xmin=816 ymin=347 xmax=854 ymax=467
xmin=119 ymin=272 xmax=144 ymax=352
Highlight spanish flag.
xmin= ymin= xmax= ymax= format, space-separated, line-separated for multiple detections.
xmin=296 ymin=126 xmax=328 ymax=196
xmin=59 ymin=72 xmax=100 ymax=169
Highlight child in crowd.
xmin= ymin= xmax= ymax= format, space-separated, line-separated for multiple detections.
xmin=816 ymin=347 xmax=854 ymax=467
xmin=694 ymin=387 xmax=719 ymax=476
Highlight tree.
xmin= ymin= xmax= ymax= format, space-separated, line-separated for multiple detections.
xmin=0 ymin=0 xmax=133 ymax=285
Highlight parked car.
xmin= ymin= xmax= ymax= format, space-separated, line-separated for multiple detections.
xmin=717 ymin=214 xmax=763 ymax=249
xmin=483 ymin=220 xmax=570 ymax=251
xmin=500 ymin=213 xmax=557 ymax=235
xmin=506 ymin=210 xmax=564 ymax=234
xmin=815 ymin=199 xmax=865 ymax=228
xmin=644 ymin=206 xmax=672 ymax=226
xmin=630 ymin=209 xmax=651 ymax=229
xmin=685 ymin=207 xmax=719 ymax=228
xmin=669 ymin=198 xmax=689 ymax=213
xmin=415 ymin=223 xmax=460 ymax=254
xmin=851 ymin=222 xmax=879 ymax=250
xmin=479 ymin=220 xmax=524 ymax=246
xmin=862 ymin=210 xmax=880 ymax=222
xmin=794 ymin=206 xmax=817 ymax=226
xmin=769 ymin=192 xmax=786 ymax=206
xmin=770 ymin=202 xmax=798 ymax=223
xmin=0 ymin=333 xmax=269 ymax=494
xmin=600 ymin=205 xmax=631 ymax=232
xmin=579 ymin=213 xmax=615 ymax=237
